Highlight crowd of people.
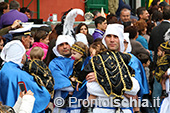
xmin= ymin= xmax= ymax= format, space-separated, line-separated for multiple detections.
xmin=0 ymin=0 xmax=170 ymax=113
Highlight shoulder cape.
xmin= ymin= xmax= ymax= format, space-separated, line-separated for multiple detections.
xmin=80 ymin=51 xmax=135 ymax=98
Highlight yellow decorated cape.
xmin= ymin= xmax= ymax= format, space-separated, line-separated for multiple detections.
xmin=154 ymin=54 xmax=170 ymax=82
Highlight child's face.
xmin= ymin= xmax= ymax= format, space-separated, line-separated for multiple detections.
xmin=71 ymin=50 xmax=83 ymax=61
xmin=157 ymin=49 xmax=163 ymax=57
xmin=145 ymin=60 xmax=151 ymax=67
xmin=143 ymin=60 xmax=150 ymax=68
xmin=89 ymin=48 xmax=96 ymax=57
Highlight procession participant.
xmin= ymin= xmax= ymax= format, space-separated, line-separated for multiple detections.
xmin=80 ymin=24 xmax=140 ymax=113
xmin=0 ymin=40 xmax=50 ymax=113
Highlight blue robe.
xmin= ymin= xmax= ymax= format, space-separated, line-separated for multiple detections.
xmin=49 ymin=57 xmax=90 ymax=99
xmin=128 ymin=54 xmax=149 ymax=97
xmin=0 ymin=62 xmax=51 ymax=113
xmin=49 ymin=57 xmax=90 ymax=112
xmin=49 ymin=57 xmax=74 ymax=91
xmin=49 ymin=57 xmax=74 ymax=100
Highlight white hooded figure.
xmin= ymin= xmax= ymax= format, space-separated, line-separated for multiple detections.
xmin=51 ymin=35 xmax=83 ymax=113
xmin=87 ymin=24 xmax=140 ymax=113
xmin=102 ymin=24 xmax=125 ymax=52
xmin=159 ymin=68 xmax=170 ymax=113
xmin=123 ymin=33 xmax=132 ymax=53
xmin=1 ymin=40 xmax=26 ymax=68
xmin=52 ymin=35 xmax=75 ymax=57
xmin=75 ymin=33 xmax=89 ymax=47
xmin=1 ymin=40 xmax=35 ymax=113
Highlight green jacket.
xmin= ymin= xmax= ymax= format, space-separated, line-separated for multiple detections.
xmin=0 ymin=26 xmax=11 ymax=36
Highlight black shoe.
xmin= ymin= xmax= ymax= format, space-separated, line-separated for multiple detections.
xmin=161 ymin=90 xmax=168 ymax=98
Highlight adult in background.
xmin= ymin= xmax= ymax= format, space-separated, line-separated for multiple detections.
xmin=108 ymin=0 xmax=125 ymax=17
xmin=118 ymin=5 xmax=138 ymax=27
xmin=13 ymin=31 xmax=32 ymax=51
xmin=119 ymin=8 xmax=131 ymax=24
xmin=151 ymin=10 xmax=163 ymax=26
xmin=0 ymin=0 xmax=28 ymax=29
xmin=137 ymin=7 xmax=150 ymax=21
xmin=148 ymin=0 xmax=160 ymax=15
xmin=0 ymin=2 xmax=9 ymax=18
xmin=134 ymin=20 xmax=151 ymax=52
xmin=0 ymin=40 xmax=50 ymax=112
xmin=0 ymin=19 xmax=21 ymax=36
xmin=92 ymin=16 xmax=107 ymax=40
xmin=134 ymin=20 xmax=153 ymax=61
xmin=75 ymin=23 xmax=94 ymax=45
xmin=44 ymin=22 xmax=64 ymax=66
xmin=118 ymin=7 xmax=137 ymax=28
xmin=26 ymin=26 xmax=51 ymax=60
xmin=20 ymin=7 xmax=31 ymax=19
xmin=158 ymin=1 xmax=168 ymax=13
xmin=124 ymin=25 xmax=150 ymax=57
xmin=149 ymin=5 xmax=170 ymax=67
xmin=106 ymin=14 xmax=118 ymax=24
xmin=92 ymin=10 xmax=102 ymax=20
xmin=45 ymin=24 xmax=63 ymax=66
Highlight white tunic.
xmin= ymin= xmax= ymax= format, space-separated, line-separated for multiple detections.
xmin=87 ymin=77 xmax=140 ymax=113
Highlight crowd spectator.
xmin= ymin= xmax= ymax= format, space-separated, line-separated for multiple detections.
xmin=137 ymin=7 xmax=150 ymax=21
xmin=26 ymin=26 xmax=51 ymax=60
xmin=92 ymin=10 xmax=102 ymax=20
xmin=106 ymin=14 xmax=118 ymax=24
xmin=0 ymin=2 xmax=9 ymax=18
xmin=0 ymin=0 xmax=28 ymax=29
xmin=75 ymin=23 xmax=94 ymax=45
xmin=13 ymin=31 xmax=32 ymax=51
xmin=124 ymin=25 xmax=150 ymax=57
xmin=92 ymin=16 xmax=107 ymax=40
xmin=0 ymin=19 xmax=21 ymax=36
xmin=149 ymin=5 xmax=170 ymax=67
xmin=158 ymin=1 xmax=168 ymax=12
xmin=20 ymin=7 xmax=31 ymax=19
xmin=119 ymin=8 xmax=131 ymax=23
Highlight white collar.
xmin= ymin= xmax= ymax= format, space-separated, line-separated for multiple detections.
xmin=163 ymin=20 xmax=170 ymax=23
